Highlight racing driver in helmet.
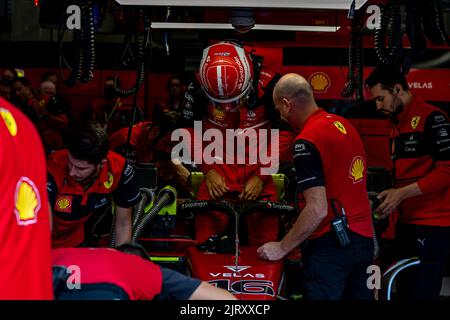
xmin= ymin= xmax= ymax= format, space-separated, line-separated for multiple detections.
xmin=177 ymin=41 xmax=296 ymax=247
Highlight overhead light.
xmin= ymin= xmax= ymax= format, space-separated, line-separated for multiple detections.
xmin=116 ymin=0 xmax=367 ymax=10
xmin=151 ymin=22 xmax=340 ymax=32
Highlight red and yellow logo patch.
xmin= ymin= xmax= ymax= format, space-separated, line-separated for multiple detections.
xmin=55 ymin=195 xmax=73 ymax=213
xmin=411 ymin=116 xmax=421 ymax=130
xmin=349 ymin=156 xmax=365 ymax=184
xmin=309 ymin=72 xmax=331 ymax=93
xmin=104 ymin=172 xmax=114 ymax=189
xmin=0 ymin=107 xmax=18 ymax=137
xmin=14 ymin=177 xmax=40 ymax=225
xmin=333 ymin=121 xmax=347 ymax=135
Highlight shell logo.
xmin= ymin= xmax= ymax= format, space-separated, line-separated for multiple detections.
xmin=0 ymin=108 xmax=18 ymax=137
xmin=104 ymin=172 xmax=114 ymax=189
xmin=14 ymin=177 xmax=40 ymax=226
xmin=309 ymin=72 xmax=331 ymax=93
xmin=411 ymin=116 xmax=421 ymax=130
xmin=56 ymin=196 xmax=72 ymax=212
xmin=349 ymin=156 xmax=365 ymax=184
xmin=333 ymin=121 xmax=347 ymax=135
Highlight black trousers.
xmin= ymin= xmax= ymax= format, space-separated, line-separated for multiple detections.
xmin=301 ymin=231 xmax=375 ymax=300
xmin=395 ymin=221 xmax=450 ymax=300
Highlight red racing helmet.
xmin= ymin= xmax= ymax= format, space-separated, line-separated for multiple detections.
xmin=199 ymin=41 xmax=254 ymax=110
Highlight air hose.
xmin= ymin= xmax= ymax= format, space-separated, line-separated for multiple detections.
xmin=131 ymin=187 xmax=177 ymax=242
xmin=132 ymin=188 xmax=155 ymax=229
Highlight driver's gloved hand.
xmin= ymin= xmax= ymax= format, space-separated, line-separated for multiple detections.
xmin=197 ymin=233 xmax=234 ymax=254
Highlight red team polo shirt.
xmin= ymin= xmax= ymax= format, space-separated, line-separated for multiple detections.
xmin=293 ymin=109 xmax=373 ymax=239
xmin=0 ymin=97 xmax=53 ymax=299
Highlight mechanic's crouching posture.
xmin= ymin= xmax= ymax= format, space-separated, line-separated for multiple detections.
xmin=47 ymin=121 xmax=141 ymax=248
xmin=258 ymin=74 xmax=375 ymax=300
xmin=52 ymin=243 xmax=237 ymax=300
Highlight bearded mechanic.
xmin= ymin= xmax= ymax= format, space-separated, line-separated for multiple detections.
xmin=365 ymin=64 xmax=450 ymax=299
xmin=47 ymin=121 xmax=140 ymax=248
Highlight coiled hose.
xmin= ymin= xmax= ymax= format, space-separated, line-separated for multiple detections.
xmin=341 ymin=7 xmax=364 ymax=100
xmin=113 ymin=7 xmax=149 ymax=97
xmin=375 ymin=0 xmax=403 ymax=66
xmin=80 ymin=0 xmax=95 ymax=84
xmin=420 ymin=0 xmax=449 ymax=46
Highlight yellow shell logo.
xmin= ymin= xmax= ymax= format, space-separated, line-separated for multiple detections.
xmin=349 ymin=156 xmax=365 ymax=183
xmin=104 ymin=172 xmax=114 ymax=189
xmin=333 ymin=121 xmax=347 ymax=135
xmin=57 ymin=197 xmax=71 ymax=210
xmin=0 ymin=108 xmax=18 ymax=137
xmin=309 ymin=72 xmax=331 ymax=93
xmin=411 ymin=116 xmax=421 ymax=130
xmin=14 ymin=177 xmax=40 ymax=225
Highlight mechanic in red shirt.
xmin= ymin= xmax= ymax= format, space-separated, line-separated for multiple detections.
xmin=47 ymin=121 xmax=141 ymax=248
xmin=365 ymin=64 xmax=450 ymax=299
xmin=0 ymin=97 xmax=53 ymax=299
xmin=52 ymin=243 xmax=236 ymax=300
xmin=177 ymin=41 xmax=295 ymax=245
xmin=258 ymin=74 xmax=374 ymax=300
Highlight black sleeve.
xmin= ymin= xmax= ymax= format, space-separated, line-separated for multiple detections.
xmin=113 ymin=162 xmax=141 ymax=207
xmin=47 ymin=173 xmax=58 ymax=207
xmin=158 ymin=267 xmax=202 ymax=300
xmin=293 ymin=139 xmax=325 ymax=192
xmin=424 ymin=111 xmax=450 ymax=161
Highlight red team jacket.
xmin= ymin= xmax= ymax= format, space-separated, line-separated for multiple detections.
xmin=47 ymin=150 xmax=140 ymax=248
xmin=390 ymin=96 xmax=450 ymax=226
xmin=294 ymin=109 xmax=374 ymax=239
xmin=0 ymin=98 xmax=53 ymax=299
